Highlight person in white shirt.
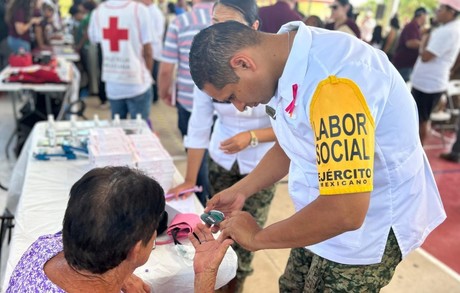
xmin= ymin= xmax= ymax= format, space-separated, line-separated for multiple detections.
xmin=88 ymin=0 xmax=153 ymax=120
xmin=411 ymin=0 xmax=460 ymax=144
xmin=188 ymin=20 xmax=446 ymax=291
xmin=167 ymin=1 xmax=276 ymax=291
xmin=140 ymin=0 xmax=165 ymax=103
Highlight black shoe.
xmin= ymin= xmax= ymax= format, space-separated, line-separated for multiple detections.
xmin=440 ymin=152 xmax=460 ymax=163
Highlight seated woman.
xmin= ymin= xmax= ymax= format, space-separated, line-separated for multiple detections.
xmin=5 ymin=0 xmax=42 ymax=53
xmin=6 ymin=166 xmax=233 ymax=293
xmin=35 ymin=2 xmax=61 ymax=50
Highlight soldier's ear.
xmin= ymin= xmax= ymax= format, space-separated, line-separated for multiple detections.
xmin=229 ymin=53 xmax=256 ymax=72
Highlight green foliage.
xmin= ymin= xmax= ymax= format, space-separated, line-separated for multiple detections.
xmin=359 ymin=0 xmax=438 ymax=25
xmin=397 ymin=0 xmax=438 ymax=21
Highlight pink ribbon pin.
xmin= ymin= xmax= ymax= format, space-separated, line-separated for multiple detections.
xmin=285 ymin=84 xmax=298 ymax=117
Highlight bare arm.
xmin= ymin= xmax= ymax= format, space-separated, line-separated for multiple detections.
xmin=419 ymin=33 xmax=436 ymax=62
xmin=420 ymin=50 xmax=436 ymax=62
xmin=405 ymin=39 xmax=421 ymax=49
xmin=220 ymin=191 xmax=370 ymax=251
xmin=252 ymin=191 xmax=370 ymax=249
xmin=14 ymin=17 xmax=41 ymax=36
xmin=190 ymin=224 xmax=234 ymax=293
xmin=219 ymin=127 xmax=276 ymax=154
xmin=143 ymin=43 xmax=153 ymax=72
xmin=250 ymin=127 xmax=276 ymax=143
xmin=205 ymin=141 xmax=290 ymax=215
xmin=230 ymin=141 xmax=289 ymax=198
xmin=194 ymin=273 xmax=218 ymax=293
xmin=34 ymin=25 xmax=46 ymax=49
xmin=157 ymin=62 xmax=175 ymax=106
xmin=382 ymin=30 xmax=395 ymax=53
xmin=184 ymin=148 xmax=206 ymax=184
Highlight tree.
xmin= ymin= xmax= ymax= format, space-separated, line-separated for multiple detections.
xmin=397 ymin=0 xmax=437 ymax=24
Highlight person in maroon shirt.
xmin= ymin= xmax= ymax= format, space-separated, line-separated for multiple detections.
xmin=325 ymin=0 xmax=361 ymax=38
xmin=259 ymin=0 xmax=302 ymax=33
xmin=391 ymin=7 xmax=427 ymax=82
xmin=5 ymin=0 xmax=42 ymax=53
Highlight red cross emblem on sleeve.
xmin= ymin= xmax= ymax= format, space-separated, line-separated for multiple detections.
xmin=103 ymin=17 xmax=128 ymax=52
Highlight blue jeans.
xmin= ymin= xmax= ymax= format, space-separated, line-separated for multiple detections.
xmin=109 ymin=88 xmax=152 ymax=119
xmin=7 ymin=36 xmax=31 ymax=54
xmin=177 ymin=102 xmax=210 ymax=206
xmin=397 ymin=67 xmax=412 ymax=82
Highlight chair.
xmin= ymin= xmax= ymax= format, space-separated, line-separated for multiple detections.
xmin=65 ymin=100 xmax=87 ymax=120
xmin=430 ymin=80 xmax=460 ymax=147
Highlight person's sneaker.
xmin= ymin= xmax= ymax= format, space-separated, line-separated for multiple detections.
xmin=98 ymin=102 xmax=110 ymax=110
xmin=440 ymin=152 xmax=460 ymax=163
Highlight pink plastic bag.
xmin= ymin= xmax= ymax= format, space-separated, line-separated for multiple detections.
xmin=157 ymin=213 xmax=201 ymax=245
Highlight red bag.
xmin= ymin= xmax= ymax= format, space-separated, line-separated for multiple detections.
xmin=7 ymin=67 xmax=63 ymax=83
xmin=8 ymin=53 xmax=33 ymax=67
xmin=156 ymin=213 xmax=202 ymax=245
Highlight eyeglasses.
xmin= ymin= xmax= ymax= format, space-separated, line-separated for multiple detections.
xmin=330 ymin=5 xmax=339 ymax=10
xmin=152 ymin=239 xmax=156 ymax=250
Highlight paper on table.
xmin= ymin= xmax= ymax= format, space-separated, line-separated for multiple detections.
xmin=166 ymin=195 xmax=197 ymax=214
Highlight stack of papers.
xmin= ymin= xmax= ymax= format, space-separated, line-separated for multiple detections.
xmin=87 ymin=128 xmax=175 ymax=191
xmin=88 ymin=128 xmax=133 ymax=167
xmin=129 ymin=133 xmax=175 ymax=191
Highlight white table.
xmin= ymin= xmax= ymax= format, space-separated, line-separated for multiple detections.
xmin=50 ymin=34 xmax=75 ymax=46
xmin=52 ymin=45 xmax=80 ymax=62
xmin=2 ymin=121 xmax=237 ymax=292
xmin=0 ymin=59 xmax=80 ymax=157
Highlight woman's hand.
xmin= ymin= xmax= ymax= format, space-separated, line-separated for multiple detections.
xmin=166 ymin=181 xmax=196 ymax=201
xmin=219 ymin=131 xmax=251 ymax=154
xmin=31 ymin=17 xmax=42 ymax=25
xmin=189 ymin=223 xmax=234 ymax=274
xmin=189 ymin=224 xmax=234 ymax=293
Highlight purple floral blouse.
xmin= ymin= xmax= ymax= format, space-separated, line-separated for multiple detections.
xmin=6 ymin=232 xmax=65 ymax=292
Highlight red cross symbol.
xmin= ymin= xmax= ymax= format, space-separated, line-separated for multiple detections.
xmin=103 ymin=17 xmax=128 ymax=52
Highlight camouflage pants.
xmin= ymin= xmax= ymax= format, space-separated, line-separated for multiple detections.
xmin=209 ymin=159 xmax=276 ymax=292
xmin=279 ymin=230 xmax=401 ymax=293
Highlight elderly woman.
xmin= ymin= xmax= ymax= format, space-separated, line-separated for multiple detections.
xmin=325 ymin=0 xmax=361 ymax=38
xmin=6 ymin=166 xmax=232 ymax=293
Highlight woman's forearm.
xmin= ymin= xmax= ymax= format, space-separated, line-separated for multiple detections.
xmin=194 ymin=272 xmax=217 ymax=293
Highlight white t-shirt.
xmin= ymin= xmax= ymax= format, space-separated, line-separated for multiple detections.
xmin=411 ymin=19 xmax=460 ymax=93
xmin=148 ymin=3 xmax=165 ymax=61
xmin=269 ymin=22 xmax=445 ymax=265
xmin=88 ymin=0 xmax=152 ymax=99
xmin=184 ymin=87 xmax=274 ymax=174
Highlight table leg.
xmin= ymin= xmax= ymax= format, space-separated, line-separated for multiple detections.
xmin=45 ymin=94 xmax=52 ymax=117
xmin=5 ymin=92 xmax=21 ymax=159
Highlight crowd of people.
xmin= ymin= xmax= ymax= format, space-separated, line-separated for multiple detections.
xmin=1 ymin=0 xmax=460 ymax=292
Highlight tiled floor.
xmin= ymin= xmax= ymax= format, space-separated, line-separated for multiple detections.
xmin=1 ymin=94 xmax=460 ymax=292
xmin=422 ymin=135 xmax=460 ymax=274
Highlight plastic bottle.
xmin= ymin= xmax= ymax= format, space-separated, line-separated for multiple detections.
xmin=113 ymin=114 xmax=121 ymax=126
xmin=93 ymin=114 xmax=100 ymax=127
xmin=46 ymin=114 xmax=56 ymax=147
xmin=136 ymin=113 xmax=143 ymax=134
xmin=70 ymin=114 xmax=78 ymax=145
